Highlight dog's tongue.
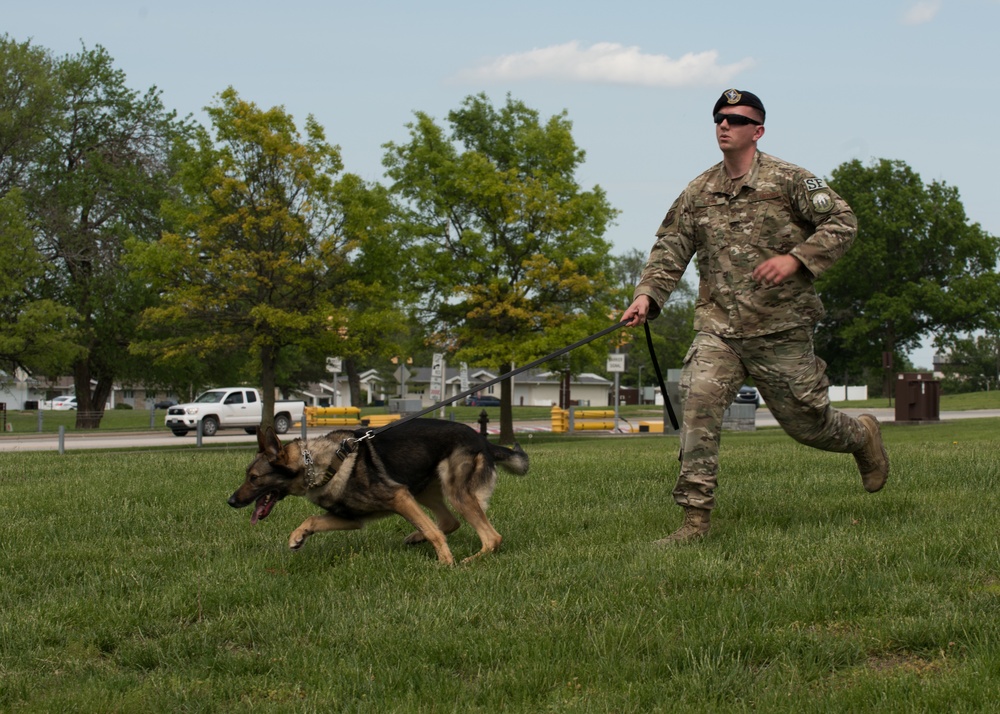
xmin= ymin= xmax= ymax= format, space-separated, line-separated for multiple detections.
xmin=250 ymin=493 xmax=275 ymax=525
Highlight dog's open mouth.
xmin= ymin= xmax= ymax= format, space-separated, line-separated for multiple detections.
xmin=250 ymin=491 xmax=279 ymax=525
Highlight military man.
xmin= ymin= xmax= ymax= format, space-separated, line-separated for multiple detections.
xmin=621 ymin=89 xmax=889 ymax=544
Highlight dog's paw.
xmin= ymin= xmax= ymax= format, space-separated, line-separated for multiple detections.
xmin=402 ymin=530 xmax=427 ymax=545
xmin=288 ymin=530 xmax=310 ymax=550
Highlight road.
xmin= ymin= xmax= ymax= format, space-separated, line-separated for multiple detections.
xmin=1 ymin=408 xmax=998 ymax=453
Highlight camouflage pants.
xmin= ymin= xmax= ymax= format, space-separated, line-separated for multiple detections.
xmin=674 ymin=327 xmax=868 ymax=510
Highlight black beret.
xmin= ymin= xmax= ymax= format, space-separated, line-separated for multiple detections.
xmin=712 ymin=89 xmax=766 ymax=123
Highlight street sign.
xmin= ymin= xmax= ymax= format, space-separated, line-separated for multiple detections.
xmin=607 ymin=354 xmax=626 ymax=373
xmin=430 ymin=353 xmax=445 ymax=401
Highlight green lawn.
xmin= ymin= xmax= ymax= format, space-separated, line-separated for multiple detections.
xmin=2 ymin=419 xmax=999 ymax=711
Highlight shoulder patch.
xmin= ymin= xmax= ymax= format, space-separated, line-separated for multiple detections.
xmin=810 ymin=190 xmax=834 ymax=213
xmin=660 ymin=209 xmax=676 ymax=230
xmin=803 ymin=177 xmax=827 ymax=192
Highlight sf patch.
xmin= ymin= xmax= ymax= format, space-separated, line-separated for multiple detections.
xmin=803 ymin=177 xmax=833 ymax=213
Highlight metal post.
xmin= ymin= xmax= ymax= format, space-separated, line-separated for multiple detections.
xmin=149 ymin=405 xmax=156 ymax=429
xmin=613 ymin=371 xmax=620 ymax=432
xmin=37 ymin=408 xmax=43 ymax=433
xmin=58 ymin=425 xmax=65 ymax=455
xmin=196 ymin=419 xmax=203 ymax=447
xmin=301 ymin=417 xmax=307 ymax=441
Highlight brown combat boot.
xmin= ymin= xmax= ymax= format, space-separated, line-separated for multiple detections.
xmin=653 ymin=507 xmax=711 ymax=546
xmin=853 ymin=413 xmax=889 ymax=492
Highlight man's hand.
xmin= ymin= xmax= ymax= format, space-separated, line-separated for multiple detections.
xmin=621 ymin=295 xmax=652 ymax=327
xmin=753 ymin=254 xmax=802 ymax=287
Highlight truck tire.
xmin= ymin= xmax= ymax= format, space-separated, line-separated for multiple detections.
xmin=201 ymin=416 xmax=219 ymax=437
xmin=171 ymin=429 xmax=189 ymax=437
xmin=274 ymin=413 xmax=291 ymax=434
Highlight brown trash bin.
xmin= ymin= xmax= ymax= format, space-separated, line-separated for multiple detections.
xmin=894 ymin=372 xmax=940 ymax=422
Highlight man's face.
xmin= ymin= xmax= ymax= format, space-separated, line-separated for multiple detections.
xmin=714 ymin=106 xmax=765 ymax=152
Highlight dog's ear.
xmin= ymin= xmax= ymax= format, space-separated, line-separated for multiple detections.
xmin=258 ymin=426 xmax=282 ymax=460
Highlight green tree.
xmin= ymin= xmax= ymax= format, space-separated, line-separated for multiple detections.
xmin=383 ymin=93 xmax=618 ymax=442
xmin=0 ymin=38 xmax=82 ymax=381
xmin=0 ymin=36 xmax=58 ymax=194
xmin=131 ymin=89 xmax=406 ymax=429
xmin=819 ymin=158 xmax=1000 ymax=391
xmin=0 ymin=190 xmax=83 ymax=379
xmin=939 ymin=333 xmax=1000 ymax=394
xmin=25 ymin=43 xmax=182 ymax=426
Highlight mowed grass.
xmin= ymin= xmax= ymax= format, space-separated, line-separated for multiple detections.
xmin=1 ymin=420 xmax=999 ymax=712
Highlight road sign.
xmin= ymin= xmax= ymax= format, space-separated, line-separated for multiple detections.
xmin=607 ymin=354 xmax=626 ymax=373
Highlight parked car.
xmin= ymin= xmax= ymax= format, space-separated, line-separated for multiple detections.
xmin=50 ymin=395 xmax=77 ymax=410
xmin=165 ymin=387 xmax=305 ymax=436
xmin=733 ymin=385 xmax=760 ymax=409
xmin=466 ymin=395 xmax=502 ymax=407
xmin=153 ymin=399 xmax=177 ymax=409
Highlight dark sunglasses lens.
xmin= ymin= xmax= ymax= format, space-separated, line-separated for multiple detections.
xmin=714 ymin=112 xmax=758 ymax=126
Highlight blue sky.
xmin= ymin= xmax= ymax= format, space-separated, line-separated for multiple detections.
xmin=7 ymin=0 xmax=999 ymax=369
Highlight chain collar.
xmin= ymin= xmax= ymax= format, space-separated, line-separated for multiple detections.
xmin=302 ymin=445 xmax=321 ymax=489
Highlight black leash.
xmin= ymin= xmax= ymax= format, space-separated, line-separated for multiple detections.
xmin=645 ymin=322 xmax=680 ymax=431
xmin=336 ymin=318 xmax=679 ymax=455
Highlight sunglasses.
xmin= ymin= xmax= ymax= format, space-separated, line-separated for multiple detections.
xmin=713 ymin=112 xmax=762 ymax=126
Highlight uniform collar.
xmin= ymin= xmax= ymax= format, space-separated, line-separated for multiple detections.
xmin=711 ymin=150 xmax=762 ymax=196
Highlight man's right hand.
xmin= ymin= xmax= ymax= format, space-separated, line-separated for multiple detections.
xmin=621 ymin=295 xmax=652 ymax=327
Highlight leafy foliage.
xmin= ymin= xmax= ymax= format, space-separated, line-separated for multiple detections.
xmin=383 ymin=94 xmax=618 ymax=439
xmin=6 ymin=41 xmax=183 ymax=425
xmin=819 ymin=158 xmax=1000 ymax=388
xmin=131 ymin=89 xmax=409 ymax=425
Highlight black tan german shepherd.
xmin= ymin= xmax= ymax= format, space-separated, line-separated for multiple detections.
xmin=228 ymin=419 xmax=529 ymax=565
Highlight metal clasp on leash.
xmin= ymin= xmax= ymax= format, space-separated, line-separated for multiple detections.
xmin=336 ymin=429 xmax=374 ymax=461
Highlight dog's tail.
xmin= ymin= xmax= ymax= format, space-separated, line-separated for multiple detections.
xmin=489 ymin=442 xmax=530 ymax=476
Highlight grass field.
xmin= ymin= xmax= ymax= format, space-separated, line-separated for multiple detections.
xmin=2 ymin=419 xmax=999 ymax=711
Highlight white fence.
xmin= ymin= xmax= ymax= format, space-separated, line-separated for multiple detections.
xmin=828 ymin=385 xmax=868 ymax=402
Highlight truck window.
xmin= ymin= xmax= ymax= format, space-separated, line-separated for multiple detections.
xmin=224 ymin=392 xmax=244 ymax=405
xmin=246 ymin=391 xmax=257 ymax=403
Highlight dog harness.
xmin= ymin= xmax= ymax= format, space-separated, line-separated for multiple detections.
xmin=301 ymin=430 xmax=374 ymax=490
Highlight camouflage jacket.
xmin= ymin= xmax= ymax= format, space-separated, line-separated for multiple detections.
xmin=634 ymin=151 xmax=857 ymax=338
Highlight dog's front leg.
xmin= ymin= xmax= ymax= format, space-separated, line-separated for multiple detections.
xmin=289 ymin=514 xmax=363 ymax=551
xmin=391 ymin=489 xmax=455 ymax=565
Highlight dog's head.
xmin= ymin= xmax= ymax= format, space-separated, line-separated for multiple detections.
xmin=227 ymin=427 xmax=301 ymax=524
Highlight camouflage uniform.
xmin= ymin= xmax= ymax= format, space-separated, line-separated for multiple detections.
xmin=634 ymin=150 xmax=868 ymax=510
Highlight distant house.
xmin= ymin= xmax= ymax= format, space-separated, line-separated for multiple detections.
xmin=3 ymin=362 xmax=615 ymax=412
xmin=401 ymin=366 xmax=613 ymax=408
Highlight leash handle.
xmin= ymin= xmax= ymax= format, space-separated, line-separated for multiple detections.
xmin=644 ymin=321 xmax=680 ymax=431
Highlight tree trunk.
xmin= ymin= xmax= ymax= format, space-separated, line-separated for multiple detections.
xmin=346 ymin=357 xmax=362 ymax=407
xmin=72 ymin=362 xmax=108 ymax=429
xmin=259 ymin=344 xmax=277 ymax=431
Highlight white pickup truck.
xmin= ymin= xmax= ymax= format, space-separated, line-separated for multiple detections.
xmin=165 ymin=387 xmax=305 ymax=437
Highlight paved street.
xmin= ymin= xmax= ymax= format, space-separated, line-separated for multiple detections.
xmin=1 ymin=408 xmax=997 ymax=452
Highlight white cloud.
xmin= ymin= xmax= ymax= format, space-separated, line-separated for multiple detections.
xmin=902 ymin=0 xmax=942 ymax=25
xmin=455 ymin=41 xmax=754 ymax=88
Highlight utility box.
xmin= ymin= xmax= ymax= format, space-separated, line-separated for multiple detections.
xmin=895 ymin=372 xmax=940 ymax=422
xmin=388 ymin=398 xmax=422 ymax=414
